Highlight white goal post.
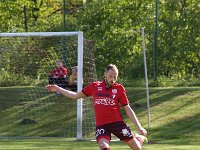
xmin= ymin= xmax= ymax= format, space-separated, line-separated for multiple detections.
xmin=0 ymin=31 xmax=95 ymax=140
xmin=141 ymin=28 xmax=150 ymax=131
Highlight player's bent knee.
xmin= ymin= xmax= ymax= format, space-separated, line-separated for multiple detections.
xmin=126 ymin=138 xmax=142 ymax=150
xmin=130 ymin=145 xmax=142 ymax=150
xmin=129 ymin=146 xmax=142 ymax=150
xmin=98 ymin=138 xmax=110 ymax=150
xmin=99 ymin=143 xmax=110 ymax=150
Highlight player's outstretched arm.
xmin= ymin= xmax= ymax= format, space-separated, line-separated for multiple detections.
xmin=46 ymin=84 xmax=86 ymax=100
xmin=123 ymin=104 xmax=147 ymax=136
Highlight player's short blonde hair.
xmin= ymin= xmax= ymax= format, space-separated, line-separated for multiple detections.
xmin=105 ymin=64 xmax=118 ymax=74
xmin=55 ymin=59 xmax=63 ymax=64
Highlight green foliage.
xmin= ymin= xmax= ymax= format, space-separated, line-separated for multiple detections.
xmin=0 ymin=70 xmax=35 ymax=86
xmin=77 ymin=0 xmax=200 ymax=81
xmin=77 ymin=0 xmax=154 ymax=77
xmin=0 ymin=0 xmax=199 ymax=85
xmin=156 ymin=0 xmax=200 ymax=79
xmin=0 ymin=0 xmax=67 ymax=32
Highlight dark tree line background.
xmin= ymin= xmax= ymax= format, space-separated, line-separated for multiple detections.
xmin=0 ymin=0 xmax=199 ymax=86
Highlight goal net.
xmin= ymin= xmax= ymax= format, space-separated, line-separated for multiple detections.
xmin=0 ymin=32 xmax=96 ymax=140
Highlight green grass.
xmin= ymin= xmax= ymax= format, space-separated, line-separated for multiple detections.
xmin=0 ymin=86 xmax=200 ymax=149
xmin=125 ymin=87 xmax=200 ymax=144
xmin=0 ymin=86 xmax=80 ymax=137
xmin=0 ymin=138 xmax=199 ymax=150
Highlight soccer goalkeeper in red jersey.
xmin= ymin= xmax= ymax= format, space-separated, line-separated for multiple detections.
xmin=46 ymin=64 xmax=147 ymax=150
xmin=48 ymin=59 xmax=68 ymax=89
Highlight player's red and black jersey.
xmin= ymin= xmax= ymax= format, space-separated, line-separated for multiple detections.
xmin=50 ymin=66 xmax=68 ymax=78
xmin=82 ymin=80 xmax=129 ymax=126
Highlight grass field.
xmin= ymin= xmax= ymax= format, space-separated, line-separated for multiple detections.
xmin=0 ymin=138 xmax=200 ymax=150
xmin=0 ymin=86 xmax=200 ymax=149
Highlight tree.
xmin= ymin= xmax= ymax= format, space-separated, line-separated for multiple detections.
xmin=77 ymin=0 xmax=199 ymax=80
xmin=158 ymin=0 xmax=200 ymax=79
xmin=1 ymin=0 xmax=199 ymax=82
xmin=77 ymin=0 xmax=154 ymax=78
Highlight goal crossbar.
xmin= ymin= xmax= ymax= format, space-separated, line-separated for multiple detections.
xmin=0 ymin=32 xmax=81 ymax=37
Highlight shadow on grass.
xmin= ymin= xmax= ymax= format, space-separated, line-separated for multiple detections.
xmin=151 ymin=113 xmax=200 ymax=145
xmin=1 ymin=86 xmax=200 ymax=145
xmin=125 ymin=87 xmax=200 ymax=145
xmin=0 ymin=86 xmax=95 ymax=138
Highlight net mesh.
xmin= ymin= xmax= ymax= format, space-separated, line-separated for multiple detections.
xmin=0 ymin=33 xmax=96 ymax=139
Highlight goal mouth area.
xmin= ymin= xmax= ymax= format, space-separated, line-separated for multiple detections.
xmin=0 ymin=31 xmax=96 ymax=140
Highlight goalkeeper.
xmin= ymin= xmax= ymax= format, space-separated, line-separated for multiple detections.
xmin=48 ymin=59 xmax=68 ymax=89
xmin=46 ymin=64 xmax=147 ymax=150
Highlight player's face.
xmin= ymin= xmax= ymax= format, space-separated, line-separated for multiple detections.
xmin=56 ymin=62 xmax=62 ymax=68
xmin=72 ymin=68 xmax=77 ymax=75
xmin=104 ymin=69 xmax=118 ymax=87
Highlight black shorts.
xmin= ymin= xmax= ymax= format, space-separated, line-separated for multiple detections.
xmin=95 ymin=121 xmax=134 ymax=142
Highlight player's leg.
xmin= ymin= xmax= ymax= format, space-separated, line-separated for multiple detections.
xmin=98 ymin=138 xmax=110 ymax=150
xmin=111 ymin=121 xmax=146 ymax=150
xmin=126 ymin=134 xmax=148 ymax=150
xmin=96 ymin=125 xmax=111 ymax=150
xmin=126 ymin=138 xmax=142 ymax=150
